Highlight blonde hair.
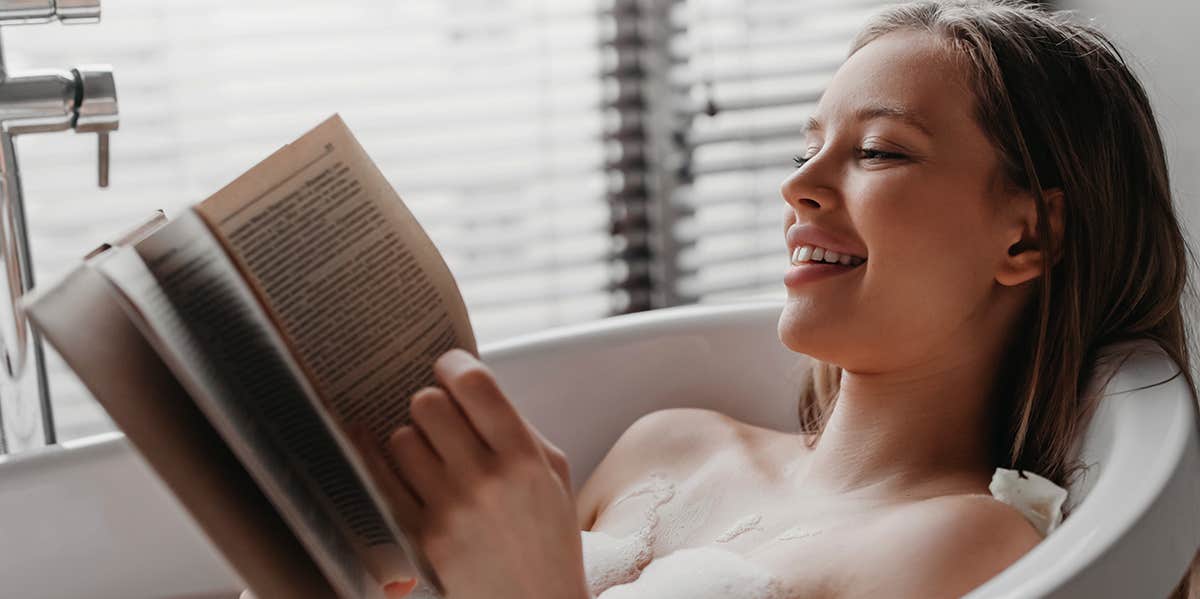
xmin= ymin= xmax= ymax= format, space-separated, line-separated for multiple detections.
xmin=794 ymin=1 xmax=1199 ymax=595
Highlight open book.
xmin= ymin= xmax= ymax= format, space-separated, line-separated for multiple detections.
xmin=22 ymin=114 xmax=476 ymax=598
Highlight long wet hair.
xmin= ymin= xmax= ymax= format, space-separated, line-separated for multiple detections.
xmin=793 ymin=1 xmax=1199 ymax=595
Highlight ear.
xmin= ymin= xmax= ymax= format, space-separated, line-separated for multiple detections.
xmin=995 ymin=187 xmax=1065 ymax=287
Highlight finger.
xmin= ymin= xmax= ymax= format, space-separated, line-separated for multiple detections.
xmin=432 ymin=348 xmax=538 ymax=456
xmin=388 ymin=425 xmax=449 ymax=505
xmin=240 ymin=591 xmax=255 ymax=599
xmin=384 ymin=578 xmax=418 ymax=598
xmin=528 ymin=424 xmax=571 ymax=489
xmin=349 ymin=424 xmax=425 ymax=531
xmin=409 ymin=386 xmax=490 ymax=475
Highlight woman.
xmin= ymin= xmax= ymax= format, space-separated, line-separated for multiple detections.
xmin=364 ymin=1 xmax=1199 ymax=597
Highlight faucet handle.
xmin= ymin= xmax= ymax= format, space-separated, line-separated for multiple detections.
xmin=0 ymin=0 xmax=99 ymax=24
xmin=71 ymin=65 xmax=117 ymax=187
xmin=56 ymin=0 xmax=100 ymax=24
xmin=96 ymin=131 xmax=108 ymax=187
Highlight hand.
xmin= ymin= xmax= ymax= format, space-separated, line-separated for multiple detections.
xmin=357 ymin=348 xmax=589 ymax=599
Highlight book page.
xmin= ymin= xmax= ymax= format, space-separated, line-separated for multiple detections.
xmin=22 ymin=260 xmax=336 ymax=599
xmin=192 ymin=114 xmax=477 ymax=448
xmin=105 ymin=212 xmax=411 ymax=597
xmin=82 ymin=209 xmax=168 ymax=260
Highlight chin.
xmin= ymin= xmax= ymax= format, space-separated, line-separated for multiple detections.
xmin=777 ymin=301 xmax=856 ymax=366
xmin=777 ymin=302 xmax=824 ymax=355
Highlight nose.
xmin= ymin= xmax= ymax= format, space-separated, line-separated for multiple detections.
xmin=780 ymin=157 xmax=838 ymax=216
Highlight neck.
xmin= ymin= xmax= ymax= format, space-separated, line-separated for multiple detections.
xmin=793 ymin=334 xmax=1013 ymax=501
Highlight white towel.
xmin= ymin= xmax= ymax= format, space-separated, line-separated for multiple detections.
xmin=988 ymin=467 xmax=1069 ymax=536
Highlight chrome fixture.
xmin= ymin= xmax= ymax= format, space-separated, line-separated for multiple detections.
xmin=0 ymin=0 xmax=116 ymax=454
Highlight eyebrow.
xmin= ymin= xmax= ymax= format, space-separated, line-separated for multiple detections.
xmin=804 ymin=104 xmax=934 ymax=137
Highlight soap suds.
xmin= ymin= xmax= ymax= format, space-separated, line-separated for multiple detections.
xmin=581 ymin=472 xmax=677 ymax=597
xmin=583 ymin=472 xmax=787 ymax=599
xmin=655 ymin=490 xmax=714 ymax=549
xmin=581 ymin=529 xmax=651 ymax=594
xmin=611 ymin=471 xmax=676 ymax=539
xmin=418 ymin=471 xmax=792 ymax=599
xmin=714 ymin=514 xmax=764 ymax=543
xmin=612 ymin=471 xmax=675 ymax=506
xmin=594 ymin=545 xmax=786 ymax=599
xmin=777 ymin=525 xmax=824 ymax=541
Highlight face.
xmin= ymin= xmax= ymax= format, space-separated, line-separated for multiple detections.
xmin=778 ymin=30 xmax=1020 ymax=373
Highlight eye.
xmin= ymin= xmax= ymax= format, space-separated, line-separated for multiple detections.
xmin=858 ymin=147 xmax=906 ymax=161
xmin=793 ymin=150 xmax=818 ymax=168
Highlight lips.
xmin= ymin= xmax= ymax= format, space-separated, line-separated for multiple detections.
xmin=784 ymin=259 xmax=864 ymax=287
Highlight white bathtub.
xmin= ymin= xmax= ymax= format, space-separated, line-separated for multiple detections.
xmin=1 ymin=300 xmax=1197 ymax=598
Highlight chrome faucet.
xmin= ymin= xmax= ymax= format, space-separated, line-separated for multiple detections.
xmin=0 ymin=0 xmax=116 ymax=454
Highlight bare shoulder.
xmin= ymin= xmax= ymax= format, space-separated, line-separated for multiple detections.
xmin=575 ymin=407 xmax=738 ymax=530
xmin=838 ymin=494 xmax=1043 ymax=599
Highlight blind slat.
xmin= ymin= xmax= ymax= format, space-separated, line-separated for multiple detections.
xmin=671 ymin=0 xmax=899 ymax=301
xmin=3 ymin=0 xmax=899 ymax=443
xmin=5 ymin=0 xmax=618 ymax=442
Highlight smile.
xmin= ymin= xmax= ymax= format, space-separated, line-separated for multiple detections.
xmin=784 ymin=247 xmax=865 ymax=287
xmin=790 ymin=244 xmax=866 ymax=267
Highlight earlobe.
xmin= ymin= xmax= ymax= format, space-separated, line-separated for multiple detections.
xmin=995 ymin=245 xmax=1044 ymax=287
xmin=994 ymin=188 xmax=1065 ymax=287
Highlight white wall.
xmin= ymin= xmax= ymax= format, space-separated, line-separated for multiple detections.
xmin=1060 ymin=0 xmax=1200 ymax=352
xmin=1058 ymin=0 xmax=1200 ymax=219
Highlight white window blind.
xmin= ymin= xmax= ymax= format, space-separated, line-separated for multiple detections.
xmin=4 ymin=0 xmax=619 ymax=441
xmin=670 ymin=0 xmax=900 ymax=302
xmin=2 ymin=0 xmax=898 ymax=444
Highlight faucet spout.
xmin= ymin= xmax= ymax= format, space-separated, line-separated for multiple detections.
xmin=0 ymin=7 xmax=117 ymax=453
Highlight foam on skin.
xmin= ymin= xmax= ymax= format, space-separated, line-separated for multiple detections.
xmin=592 ymin=545 xmax=786 ymax=599
xmin=714 ymin=513 xmax=764 ymax=543
xmin=407 ymin=466 xmax=1066 ymax=598
xmin=581 ymin=472 xmax=787 ymax=599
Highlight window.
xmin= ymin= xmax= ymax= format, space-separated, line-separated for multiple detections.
xmin=1 ymin=0 xmax=894 ymax=445
xmin=669 ymin=0 xmax=897 ymax=302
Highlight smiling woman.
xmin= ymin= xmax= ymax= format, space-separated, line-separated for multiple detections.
xmin=360 ymin=1 xmax=1200 ymax=598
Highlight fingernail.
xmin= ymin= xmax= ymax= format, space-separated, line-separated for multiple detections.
xmin=449 ymin=347 xmax=478 ymax=364
xmin=388 ymin=425 xmax=412 ymax=447
xmin=438 ymin=349 xmax=463 ymax=367
xmin=384 ymin=578 xmax=418 ymax=598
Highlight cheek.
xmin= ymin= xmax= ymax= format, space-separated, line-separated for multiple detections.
xmin=778 ymin=174 xmax=999 ymax=367
xmin=853 ymin=182 xmax=998 ymax=336
xmin=858 ymin=171 xmax=993 ymax=267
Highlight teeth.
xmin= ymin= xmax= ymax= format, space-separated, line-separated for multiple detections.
xmin=790 ymin=244 xmax=866 ymax=267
